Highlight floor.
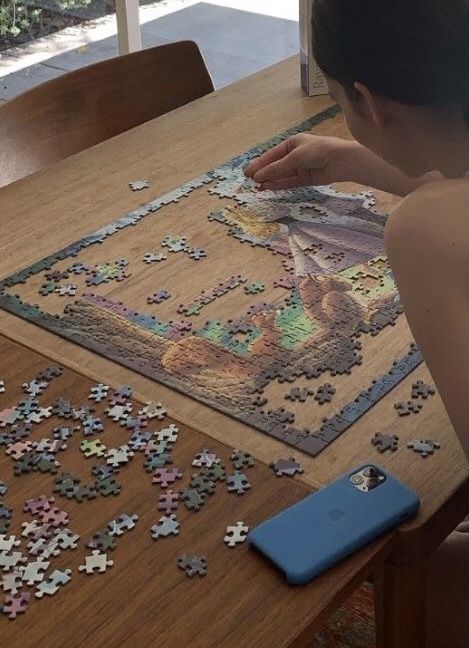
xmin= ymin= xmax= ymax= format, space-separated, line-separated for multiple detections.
xmin=0 ymin=0 xmax=299 ymax=101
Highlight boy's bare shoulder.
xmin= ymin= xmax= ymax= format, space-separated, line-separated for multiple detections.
xmin=385 ymin=179 xmax=469 ymax=262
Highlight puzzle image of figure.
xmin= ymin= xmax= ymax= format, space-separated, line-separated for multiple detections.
xmin=0 ymin=107 xmax=421 ymax=457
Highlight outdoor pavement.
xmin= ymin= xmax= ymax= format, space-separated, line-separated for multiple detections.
xmin=0 ymin=0 xmax=299 ymax=101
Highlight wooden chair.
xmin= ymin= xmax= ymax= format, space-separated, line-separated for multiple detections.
xmin=0 ymin=40 xmax=214 ymax=188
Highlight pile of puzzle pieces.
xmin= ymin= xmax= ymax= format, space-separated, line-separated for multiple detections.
xmin=0 ymin=365 xmax=311 ymax=619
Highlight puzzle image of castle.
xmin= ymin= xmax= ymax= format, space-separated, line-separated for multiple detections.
xmin=0 ymin=107 xmax=420 ymax=456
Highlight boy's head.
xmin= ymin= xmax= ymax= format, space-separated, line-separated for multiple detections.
xmin=312 ymin=0 xmax=469 ymax=176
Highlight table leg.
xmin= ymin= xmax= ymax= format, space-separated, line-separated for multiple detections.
xmin=374 ymin=562 xmax=426 ymax=648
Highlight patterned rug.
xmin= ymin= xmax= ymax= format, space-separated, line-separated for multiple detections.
xmin=312 ymin=583 xmax=376 ymax=647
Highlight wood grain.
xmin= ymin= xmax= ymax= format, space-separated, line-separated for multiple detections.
xmin=0 ymin=56 xmax=467 ymax=572
xmin=0 ymin=335 xmax=390 ymax=647
xmin=0 ymin=40 xmax=214 ymax=188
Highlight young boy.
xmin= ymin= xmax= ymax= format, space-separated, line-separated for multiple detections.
xmin=245 ymin=2 xmax=469 ymax=646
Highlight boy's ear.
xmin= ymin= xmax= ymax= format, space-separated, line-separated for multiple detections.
xmin=354 ymin=81 xmax=388 ymax=129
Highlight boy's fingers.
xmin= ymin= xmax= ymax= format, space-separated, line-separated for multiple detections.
xmin=252 ymin=152 xmax=297 ymax=183
xmin=259 ymin=176 xmax=304 ymax=191
xmin=244 ymin=140 xmax=292 ymax=177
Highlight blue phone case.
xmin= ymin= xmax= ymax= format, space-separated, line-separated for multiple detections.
xmin=248 ymin=464 xmax=420 ymax=585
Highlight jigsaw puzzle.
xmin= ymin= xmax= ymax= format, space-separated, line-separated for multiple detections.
xmin=0 ymin=106 xmax=423 ymax=456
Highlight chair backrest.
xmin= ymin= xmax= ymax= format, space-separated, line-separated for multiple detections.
xmin=0 ymin=40 xmax=214 ymax=188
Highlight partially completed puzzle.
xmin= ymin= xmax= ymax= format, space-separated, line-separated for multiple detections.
xmin=0 ymin=106 xmax=422 ymax=456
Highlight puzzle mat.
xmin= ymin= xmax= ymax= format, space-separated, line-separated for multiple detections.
xmin=0 ymin=105 xmax=422 ymax=456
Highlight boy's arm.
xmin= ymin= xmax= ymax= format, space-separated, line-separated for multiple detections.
xmin=245 ymin=135 xmax=441 ymax=197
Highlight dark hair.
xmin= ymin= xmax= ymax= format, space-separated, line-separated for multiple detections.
xmin=312 ymin=0 xmax=469 ymax=122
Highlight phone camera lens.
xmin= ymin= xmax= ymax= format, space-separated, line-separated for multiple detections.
xmin=363 ymin=467 xmax=377 ymax=478
xmin=350 ymin=474 xmax=364 ymax=485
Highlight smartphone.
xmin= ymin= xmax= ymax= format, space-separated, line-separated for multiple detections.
xmin=248 ymin=464 xmax=420 ymax=585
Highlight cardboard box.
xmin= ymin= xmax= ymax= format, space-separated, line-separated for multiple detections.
xmin=299 ymin=0 xmax=329 ymax=96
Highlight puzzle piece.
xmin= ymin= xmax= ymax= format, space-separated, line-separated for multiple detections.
xmin=285 ymin=387 xmax=315 ymax=403
xmin=39 ymin=507 xmax=69 ymax=527
xmin=152 ymin=467 xmax=183 ymax=488
xmin=22 ymin=379 xmax=48 ymax=396
xmin=0 ymin=551 xmax=26 ymax=571
xmin=129 ymin=180 xmax=149 ymax=191
xmin=226 ymin=471 xmax=251 ymax=495
xmin=72 ymin=484 xmax=98 ymax=503
xmin=186 ymin=247 xmax=206 ymax=261
xmin=2 ymin=591 xmax=31 ymax=618
xmin=230 ymin=450 xmax=255 ymax=469
xmin=371 ymin=432 xmax=399 ymax=453
xmin=158 ymin=491 xmax=179 ymax=514
xmin=150 ymin=514 xmax=180 ymax=540
xmin=411 ymin=381 xmax=436 ymax=400
xmin=20 ymin=558 xmax=50 ymax=585
xmin=244 ymin=282 xmax=265 ymax=295
xmin=35 ymin=568 xmax=71 ymax=598
xmin=314 ymin=383 xmax=336 ymax=404
xmin=407 ymin=439 xmax=441 ymax=458
xmin=104 ymin=403 xmax=133 ymax=422
xmin=82 ymin=415 xmax=104 ymax=436
xmin=80 ymin=438 xmax=107 ymax=458
xmin=33 ymin=438 xmax=66 ymax=453
xmin=107 ymin=513 xmax=139 ymax=537
xmin=190 ymin=474 xmax=216 ymax=495
xmin=147 ymin=290 xmax=171 ymax=305
xmin=224 ymin=521 xmax=249 ymax=548
xmin=394 ymin=400 xmax=423 ymax=416
xmin=0 ymin=534 xmax=21 ymax=552
xmin=5 ymin=440 xmax=34 ymax=460
xmin=79 ymin=550 xmax=114 ymax=574
xmin=52 ymin=528 xmax=80 ymax=551
xmin=180 ymin=488 xmax=206 ymax=511
xmin=55 ymin=284 xmax=77 ymax=297
xmin=178 ymin=554 xmax=207 ymax=578
xmin=138 ymin=401 xmax=166 ymax=420
xmin=88 ymin=384 xmax=109 ymax=403
xmin=143 ymin=252 xmax=167 ymax=264
xmin=95 ymin=477 xmax=121 ymax=497
xmin=201 ymin=461 xmax=226 ymax=482
xmin=21 ymin=520 xmax=52 ymax=540
xmin=23 ymin=495 xmax=54 ymax=515
xmin=192 ymin=449 xmax=217 ymax=468
xmin=53 ymin=426 xmax=79 ymax=441
xmin=87 ymin=531 xmax=117 ymax=552
xmin=162 ymin=235 xmax=187 ymax=253
xmin=105 ymin=445 xmax=134 ymax=467
xmin=1 ymin=570 xmax=24 ymax=595
xmin=270 ymin=457 xmax=304 ymax=477
xmin=144 ymin=452 xmax=172 ymax=472
xmin=154 ymin=423 xmax=179 ymax=444
xmin=53 ymin=472 xmax=81 ymax=498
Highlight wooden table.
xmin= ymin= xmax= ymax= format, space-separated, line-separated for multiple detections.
xmin=0 ymin=56 xmax=468 ymax=647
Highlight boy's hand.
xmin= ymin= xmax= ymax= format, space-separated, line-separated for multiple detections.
xmin=244 ymin=134 xmax=353 ymax=190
